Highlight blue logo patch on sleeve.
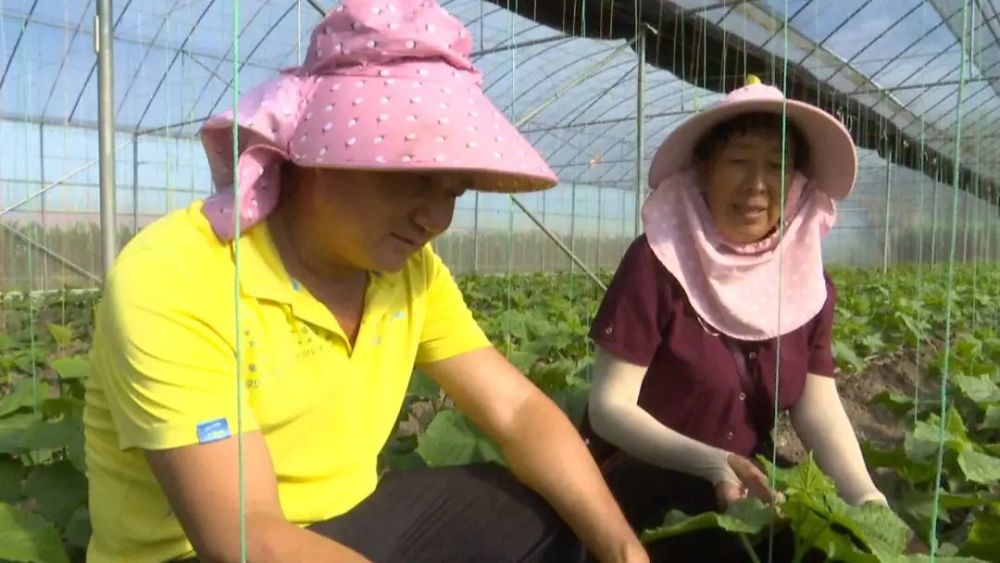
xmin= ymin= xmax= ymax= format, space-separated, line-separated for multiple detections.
xmin=196 ymin=418 xmax=231 ymax=444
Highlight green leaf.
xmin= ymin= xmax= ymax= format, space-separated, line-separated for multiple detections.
xmin=63 ymin=507 xmax=91 ymax=550
xmin=48 ymin=356 xmax=89 ymax=381
xmin=0 ymin=502 xmax=70 ymax=563
xmin=833 ymin=340 xmax=866 ymax=373
xmin=405 ymin=370 xmax=440 ymax=401
xmin=46 ymin=324 xmax=73 ymax=347
xmin=982 ymin=406 xmax=1000 ymax=430
xmin=640 ymin=499 xmax=776 ymax=543
xmin=761 ymin=452 xmax=836 ymax=497
xmin=953 ymin=375 xmax=1000 ymax=405
xmin=956 ymin=450 xmax=1000 ymax=484
xmin=0 ymin=379 xmax=47 ymax=418
xmin=549 ymin=382 xmax=590 ymax=426
xmin=958 ymin=510 xmax=1000 ymax=560
xmin=870 ymin=391 xmax=918 ymax=418
xmin=862 ymin=442 xmax=937 ymax=484
xmin=904 ymin=556 xmax=989 ymax=563
xmin=24 ymin=461 xmax=87 ymax=529
xmin=507 ymin=350 xmax=540 ymax=373
xmin=416 ymin=410 xmax=503 ymax=468
xmin=38 ymin=397 xmax=83 ymax=421
xmin=0 ymin=416 xmax=81 ymax=455
xmin=835 ymin=499 xmax=910 ymax=561
xmin=0 ymin=456 xmax=23 ymax=503
xmin=954 ymin=334 xmax=984 ymax=359
xmin=0 ymin=413 xmax=41 ymax=433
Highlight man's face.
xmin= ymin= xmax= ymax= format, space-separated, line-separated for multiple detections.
xmin=291 ymin=168 xmax=469 ymax=273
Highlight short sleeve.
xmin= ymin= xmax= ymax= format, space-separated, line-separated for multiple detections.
xmin=415 ymin=247 xmax=491 ymax=364
xmin=807 ymin=274 xmax=837 ymax=377
xmin=91 ymin=253 xmax=258 ymax=451
xmin=589 ymin=236 xmax=672 ymax=367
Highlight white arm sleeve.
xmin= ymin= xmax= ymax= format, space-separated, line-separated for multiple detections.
xmin=588 ymin=346 xmax=739 ymax=486
xmin=790 ymin=373 xmax=888 ymax=506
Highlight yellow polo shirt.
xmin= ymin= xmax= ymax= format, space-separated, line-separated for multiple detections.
xmin=83 ymin=201 xmax=490 ymax=562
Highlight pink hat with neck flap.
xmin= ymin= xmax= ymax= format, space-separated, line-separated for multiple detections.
xmin=200 ymin=0 xmax=558 ymax=241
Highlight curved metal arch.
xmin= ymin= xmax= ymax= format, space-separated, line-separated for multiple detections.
xmin=67 ymin=0 xmax=136 ymax=123
xmin=513 ymin=60 xmax=637 ymax=163
xmin=114 ymin=4 xmax=173 ymax=118
xmin=0 ymin=0 xmax=39 ymax=93
xmin=131 ymin=0 xmax=220 ymax=131
xmin=39 ymin=0 xmax=95 ymax=118
xmin=863 ymin=2 xmax=965 ymax=87
xmin=200 ymin=3 xmax=297 ymax=126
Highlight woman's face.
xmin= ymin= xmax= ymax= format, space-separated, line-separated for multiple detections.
xmin=698 ymin=128 xmax=798 ymax=244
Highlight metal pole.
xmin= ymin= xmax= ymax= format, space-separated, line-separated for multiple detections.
xmin=1 ymin=224 xmax=101 ymax=285
xmin=883 ymin=150 xmax=893 ymax=274
xmin=635 ymin=31 xmax=646 ymax=238
xmin=96 ymin=0 xmax=117 ymax=279
xmin=509 ymin=197 xmax=605 ymax=290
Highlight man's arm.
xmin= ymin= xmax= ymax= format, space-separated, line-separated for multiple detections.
xmin=419 ymin=346 xmax=648 ymax=563
xmin=144 ymin=431 xmax=369 ymax=563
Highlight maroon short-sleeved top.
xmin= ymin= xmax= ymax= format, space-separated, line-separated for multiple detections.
xmin=588 ymin=235 xmax=837 ymax=457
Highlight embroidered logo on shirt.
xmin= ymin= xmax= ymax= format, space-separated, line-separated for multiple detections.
xmin=196 ymin=418 xmax=231 ymax=444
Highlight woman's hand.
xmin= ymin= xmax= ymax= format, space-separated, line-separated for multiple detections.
xmin=715 ymin=454 xmax=779 ymax=510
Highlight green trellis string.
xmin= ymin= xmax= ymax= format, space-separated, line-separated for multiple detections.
xmin=765 ymin=4 xmax=792 ymax=563
xmin=928 ymin=0 xmax=972 ymax=558
xmin=230 ymin=0 xmax=247 ymax=561
xmin=915 ymin=116 xmax=926 ymax=427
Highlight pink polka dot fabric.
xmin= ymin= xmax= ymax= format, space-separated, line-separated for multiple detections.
xmin=200 ymin=0 xmax=558 ymax=241
xmin=641 ymin=170 xmax=837 ymax=341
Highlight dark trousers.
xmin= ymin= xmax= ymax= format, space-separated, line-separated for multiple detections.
xmin=182 ymin=463 xmax=584 ymax=563
xmin=602 ymin=452 xmax=824 ymax=563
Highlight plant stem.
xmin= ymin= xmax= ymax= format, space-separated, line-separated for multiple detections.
xmin=738 ymin=533 xmax=763 ymax=563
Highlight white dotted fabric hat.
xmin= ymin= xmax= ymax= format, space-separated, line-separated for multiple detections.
xmin=201 ymin=0 xmax=558 ymax=241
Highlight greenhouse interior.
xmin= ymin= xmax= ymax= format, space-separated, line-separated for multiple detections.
xmin=0 ymin=1 xmax=999 ymax=562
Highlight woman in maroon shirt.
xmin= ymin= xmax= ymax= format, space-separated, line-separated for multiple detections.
xmin=582 ymin=78 xmax=889 ymax=562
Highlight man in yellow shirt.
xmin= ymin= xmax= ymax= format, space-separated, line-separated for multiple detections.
xmin=83 ymin=2 xmax=647 ymax=562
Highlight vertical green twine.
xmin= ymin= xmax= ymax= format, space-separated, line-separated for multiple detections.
xmin=767 ymin=4 xmax=791 ymax=563
xmin=915 ymin=116 xmax=926 ymax=426
xmin=914 ymin=5 xmax=929 ymax=427
xmin=928 ymin=1 xmax=971 ymax=559
xmin=230 ymin=0 xmax=247 ymax=561
xmin=504 ymin=0 xmax=517 ymax=358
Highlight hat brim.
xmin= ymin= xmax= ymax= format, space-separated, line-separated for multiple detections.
xmin=648 ymin=98 xmax=857 ymax=200
xmin=286 ymin=71 xmax=558 ymax=193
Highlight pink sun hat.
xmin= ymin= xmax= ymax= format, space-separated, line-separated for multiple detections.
xmin=200 ymin=0 xmax=558 ymax=241
xmin=647 ymin=77 xmax=857 ymax=200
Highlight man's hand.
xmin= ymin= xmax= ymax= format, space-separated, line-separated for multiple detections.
xmin=715 ymin=454 xmax=779 ymax=511
xmin=421 ymin=347 xmax=649 ymax=563
xmin=145 ymin=431 xmax=370 ymax=563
